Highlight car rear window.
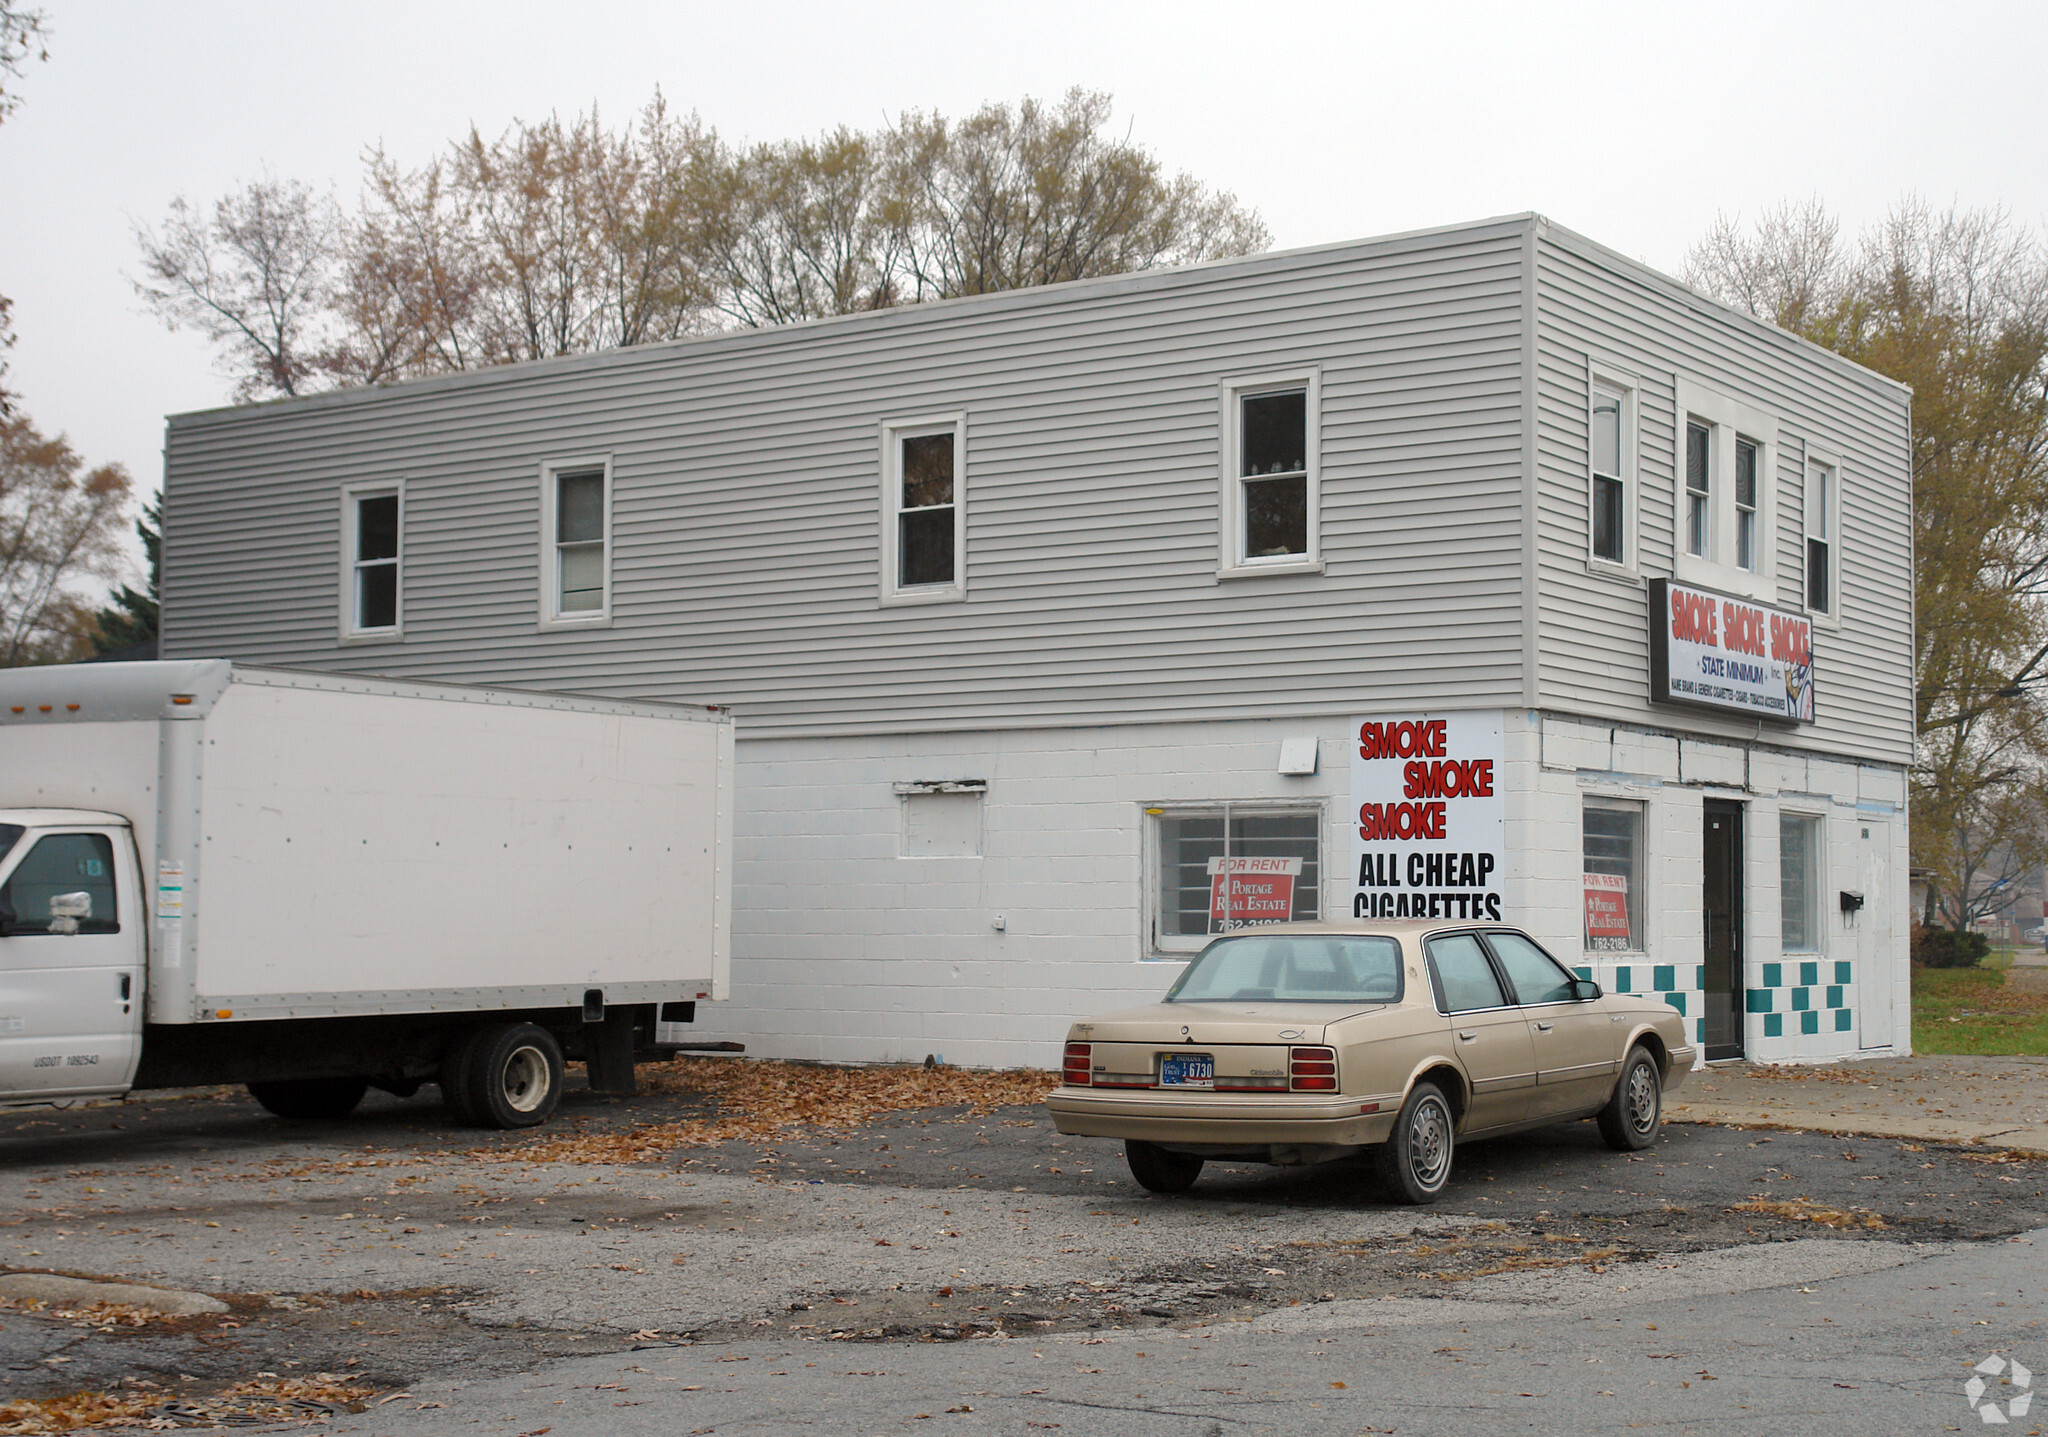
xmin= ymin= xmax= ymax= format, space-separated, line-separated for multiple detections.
xmin=1166 ymin=935 xmax=1403 ymax=1004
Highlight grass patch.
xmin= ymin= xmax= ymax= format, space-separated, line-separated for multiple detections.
xmin=1913 ymin=962 xmax=2048 ymax=1056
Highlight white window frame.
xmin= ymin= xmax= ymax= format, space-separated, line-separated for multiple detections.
xmin=1805 ymin=448 xmax=1841 ymax=624
xmin=538 ymin=455 xmax=613 ymax=629
xmin=1588 ymin=370 xmax=1636 ymax=573
xmin=1673 ymin=380 xmax=1778 ymax=601
xmin=1143 ymin=799 xmax=1325 ymax=957
xmin=879 ymin=413 xmax=967 ymax=606
xmin=1581 ymin=794 xmax=1648 ymax=956
xmin=1218 ymin=369 xmax=1322 ymax=578
xmin=1779 ymin=809 xmax=1826 ymax=954
xmin=338 ymin=480 xmax=403 ymax=642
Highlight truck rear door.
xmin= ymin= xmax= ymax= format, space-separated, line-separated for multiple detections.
xmin=0 ymin=825 xmax=143 ymax=1101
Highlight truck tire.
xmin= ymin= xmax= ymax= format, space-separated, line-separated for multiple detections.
xmin=460 ymin=1023 xmax=564 ymax=1129
xmin=247 ymin=1077 xmax=369 ymax=1121
xmin=439 ymin=1028 xmax=490 ymax=1125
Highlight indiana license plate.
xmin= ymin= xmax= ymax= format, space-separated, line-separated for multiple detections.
xmin=1159 ymin=1054 xmax=1214 ymax=1088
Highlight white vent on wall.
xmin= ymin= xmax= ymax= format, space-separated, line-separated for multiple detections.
xmin=1277 ymin=736 xmax=1319 ymax=776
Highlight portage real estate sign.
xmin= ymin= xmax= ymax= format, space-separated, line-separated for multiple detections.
xmin=1649 ymin=578 xmax=1815 ymax=724
xmin=1351 ymin=713 xmax=1505 ymax=923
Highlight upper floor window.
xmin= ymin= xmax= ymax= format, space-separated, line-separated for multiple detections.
xmin=540 ymin=457 xmax=611 ymax=627
xmin=1734 ymin=438 xmax=1760 ymax=571
xmin=1806 ymin=457 xmax=1837 ymax=615
xmin=880 ymin=414 xmax=966 ymax=604
xmin=1219 ymin=370 xmax=1320 ymax=576
xmin=1674 ymin=381 xmax=1777 ymax=599
xmin=339 ymin=482 xmax=401 ymax=640
xmin=1590 ymin=381 xmax=1631 ymax=565
xmin=1685 ymin=421 xmax=1710 ymax=558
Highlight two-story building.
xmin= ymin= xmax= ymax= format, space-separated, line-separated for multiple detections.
xmin=157 ymin=213 xmax=1914 ymax=1070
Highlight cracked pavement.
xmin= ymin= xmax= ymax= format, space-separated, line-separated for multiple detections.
xmin=0 ymin=1071 xmax=2043 ymax=1432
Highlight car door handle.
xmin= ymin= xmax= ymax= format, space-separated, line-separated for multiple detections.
xmin=118 ymin=974 xmax=131 ymax=1001
xmin=1458 ymin=1031 xmax=1477 ymax=1042
xmin=1533 ymin=1021 xmax=1553 ymax=1032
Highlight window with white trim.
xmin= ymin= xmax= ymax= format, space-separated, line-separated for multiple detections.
xmin=1780 ymin=812 xmax=1823 ymax=951
xmin=1219 ymin=371 xmax=1320 ymax=574
xmin=339 ymin=482 xmax=401 ymax=639
xmin=1582 ymin=797 xmax=1644 ymax=954
xmin=1590 ymin=382 xmax=1630 ymax=564
xmin=540 ymin=458 xmax=611 ymax=626
xmin=1148 ymin=803 xmax=1322 ymax=954
xmin=1674 ymin=381 xmax=1778 ymax=598
xmin=880 ymin=414 xmax=965 ymax=603
xmin=1806 ymin=457 xmax=1836 ymax=615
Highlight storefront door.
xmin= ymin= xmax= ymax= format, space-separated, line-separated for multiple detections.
xmin=1702 ymin=800 xmax=1745 ymax=1060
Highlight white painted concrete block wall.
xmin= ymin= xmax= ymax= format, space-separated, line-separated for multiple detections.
xmin=697 ymin=716 xmax=1362 ymax=1070
xmin=695 ymin=707 xmax=1909 ymax=1072
xmin=1530 ymin=715 xmax=1909 ymax=1065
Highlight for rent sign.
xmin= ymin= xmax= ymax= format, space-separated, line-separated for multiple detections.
xmin=1650 ymin=578 xmax=1815 ymax=723
xmin=1208 ymin=856 xmax=1300 ymax=934
xmin=1351 ymin=713 xmax=1505 ymax=923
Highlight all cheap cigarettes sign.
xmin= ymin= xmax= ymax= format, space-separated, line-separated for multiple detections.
xmin=1650 ymin=578 xmax=1815 ymax=723
xmin=1350 ymin=713 xmax=1505 ymax=923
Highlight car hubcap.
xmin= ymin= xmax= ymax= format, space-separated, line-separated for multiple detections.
xmin=1409 ymin=1096 xmax=1452 ymax=1189
xmin=1627 ymin=1064 xmax=1658 ymax=1135
xmin=502 ymin=1046 xmax=550 ymax=1113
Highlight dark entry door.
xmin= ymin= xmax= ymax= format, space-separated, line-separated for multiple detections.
xmin=1702 ymin=800 xmax=1744 ymax=1060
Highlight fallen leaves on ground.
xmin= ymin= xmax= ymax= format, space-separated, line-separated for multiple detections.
xmin=1728 ymin=1196 xmax=1888 ymax=1230
xmin=0 ymin=1297 xmax=166 ymax=1330
xmin=0 ymin=1375 xmax=374 ymax=1432
xmin=480 ymin=1058 xmax=1058 ymax=1165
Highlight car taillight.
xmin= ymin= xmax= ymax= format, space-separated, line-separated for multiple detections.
xmin=1290 ymin=1046 xmax=1337 ymax=1092
xmin=1063 ymin=1042 xmax=1092 ymax=1086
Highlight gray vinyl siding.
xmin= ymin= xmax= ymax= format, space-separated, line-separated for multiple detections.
xmin=1530 ymin=225 xmax=1913 ymax=765
xmin=163 ymin=221 xmax=1531 ymax=736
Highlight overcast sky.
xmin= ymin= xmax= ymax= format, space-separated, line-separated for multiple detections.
xmin=2 ymin=0 xmax=2043 ymax=586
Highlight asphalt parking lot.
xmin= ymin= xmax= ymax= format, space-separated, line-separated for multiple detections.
xmin=0 ymin=1066 xmax=2042 ymax=1425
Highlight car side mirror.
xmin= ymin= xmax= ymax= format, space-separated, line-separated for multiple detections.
xmin=1571 ymin=978 xmax=1602 ymax=1001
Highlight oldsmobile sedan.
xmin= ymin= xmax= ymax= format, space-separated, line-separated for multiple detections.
xmin=1046 ymin=921 xmax=1695 ymax=1203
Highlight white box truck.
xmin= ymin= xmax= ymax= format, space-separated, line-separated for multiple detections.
xmin=0 ymin=661 xmax=732 ymax=1128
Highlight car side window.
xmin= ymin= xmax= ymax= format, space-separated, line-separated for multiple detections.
xmin=1425 ymin=934 xmax=1508 ymax=1013
xmin=1486 ymin=931 xmax=1578 ymax=1005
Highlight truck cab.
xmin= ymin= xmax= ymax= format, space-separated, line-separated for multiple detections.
xmin=0 ymin=810 xmax=145 ymax=1107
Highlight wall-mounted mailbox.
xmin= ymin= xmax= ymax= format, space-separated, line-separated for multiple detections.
xmin=1839 ymin=890 xmax=1866 ymax=914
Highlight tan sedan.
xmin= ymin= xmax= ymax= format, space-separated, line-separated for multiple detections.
xmin=1046 ymin=921 xmax=1695 ymax=1203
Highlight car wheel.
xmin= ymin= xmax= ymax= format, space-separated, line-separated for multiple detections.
xmin=247 ymin=1077 xmax=368 ymax=1121
xmin=459 ymin=1023 xmax=565 ymax=1130
xmin=1597 ymin=1046 xmax=1663 ymax=1151
xmin=1124 ymin=1140 xmax=1204 ymax=1194
xmin=1376 ymin=1081 xmax=1455 ymax=1204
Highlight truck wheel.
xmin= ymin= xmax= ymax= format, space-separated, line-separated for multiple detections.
xmin=247 ymin=1077 xmax=369 ymax=1121
xmin=1597 ymin=1047 xmax=1663 ymax=1151
xmin=461 ymin=1023 xmax=564 ymax=1130
xmin=1124 ymin=1140 xmax=1203 ymax=1194
xmin=1375 ymin=1081 xmax=1454 ymax=1204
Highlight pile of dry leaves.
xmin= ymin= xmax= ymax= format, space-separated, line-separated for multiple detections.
xmin=0 ymin=1298 xmax=162 ymax=1331
xmin=1729 ymin=1196 xmax=1889 ymax=1230
xmin=0 ymin=1375 xmax=373 ymax=1433
xmin=488 ymin=1057 xmax=1057 ymax=1165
